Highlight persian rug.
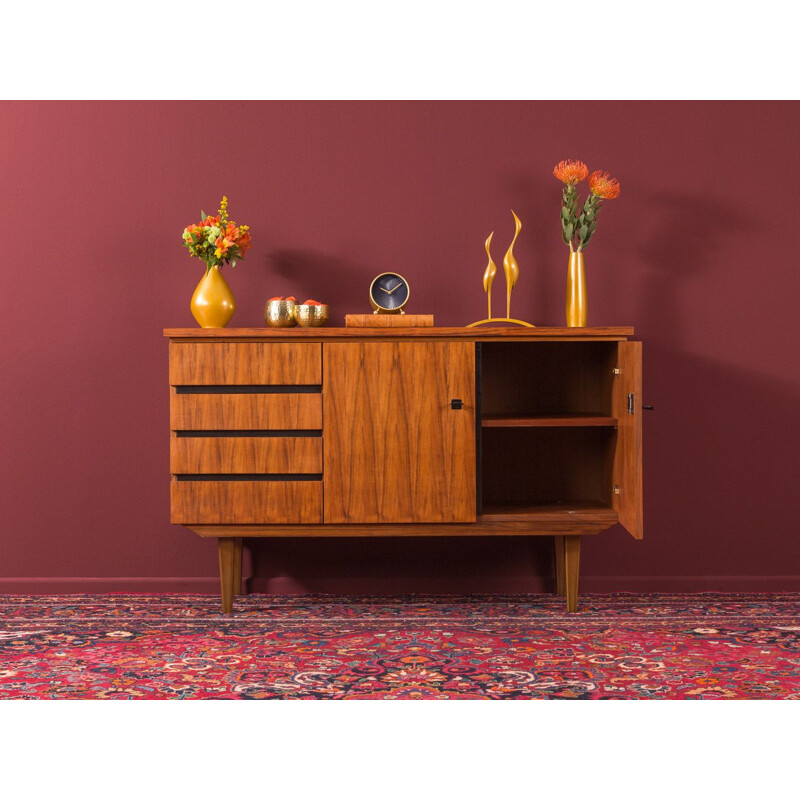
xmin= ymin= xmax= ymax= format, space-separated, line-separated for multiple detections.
xmin=0 ymin=593 xmax=798 ymax=699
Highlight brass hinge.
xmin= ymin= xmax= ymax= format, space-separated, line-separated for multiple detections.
xmin=613 ymin=368 xmax=621 ymax=375
xmin=627 ymin=393 xmax=635 ymax=414
xmin=613 ymin=485 xmax=620 ymax=495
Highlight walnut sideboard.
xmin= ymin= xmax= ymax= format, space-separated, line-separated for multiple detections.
xmin=165 ymin=327 xmax=642 ymax=612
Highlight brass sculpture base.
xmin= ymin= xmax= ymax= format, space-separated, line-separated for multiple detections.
xmin=466 ymin=317 xmax=535 ymax=328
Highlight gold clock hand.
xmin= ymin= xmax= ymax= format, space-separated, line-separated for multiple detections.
xmin=387 ymin=282 xmax=403 ymax=294
xmin=379 ymin=286 xmax=391 ymax=293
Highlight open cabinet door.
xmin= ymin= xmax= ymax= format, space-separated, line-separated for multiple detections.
xmin=612 ymin=341 xmax=643 ymax=539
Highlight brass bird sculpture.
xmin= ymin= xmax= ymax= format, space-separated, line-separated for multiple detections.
xmin=503 ymin=209 xmax=522 ymax=319
xmin=482 ymin=231 xmax=496 ymax=320
xmin=467 ymin=209 xmax=533 ymax=327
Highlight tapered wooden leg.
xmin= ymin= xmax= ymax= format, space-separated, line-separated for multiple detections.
xmin=553 ymin=536 xmax=566 ymax=596
xmin=233 ymin=537 xmax=243 ymax=596
xmin=564 ymin=535 xmax=581 ymax=613
xmin=218 ymin=538 xmax=236 ymax=614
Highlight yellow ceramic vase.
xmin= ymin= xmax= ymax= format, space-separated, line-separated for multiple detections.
xmin=190 ymin=265 xmax=236 ymax=328
xmin=565 ymin=251 xmax=587 ymax=328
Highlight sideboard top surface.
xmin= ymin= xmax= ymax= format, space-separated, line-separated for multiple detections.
xmin=164 ymin=326 xmax=634 ymax=341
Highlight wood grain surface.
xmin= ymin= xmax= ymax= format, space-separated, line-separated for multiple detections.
xmin=612 ymin=340 xmax=643 ymax=539
xmin=345 ymin=314 xmax=435 ymax=327
xmin=171 ymin=480 xmax=322 ymax=524
xmin=170 ymin=436 xmax=322 ymax=473
xmin=169 ymin=342 xmax=321 ymax=384
xmin=323 ymin=342 xmax=476 ymax=523
xmin=170 ymin=392 xmax=322 ymax=430
xmin=187 ymin=523 xmax=610 ymax=538
xmin=564 ymin=535 xmax=581 ymax=612
xmin=165 ymin=326 xmax=633 ymax=340
xmin=217 ymin=538 xmax=235 ymax=613
xmin=481 ymin=414 xmax=617 ymax=427
xmin=479 ymin=502 xmax=618 ymax=524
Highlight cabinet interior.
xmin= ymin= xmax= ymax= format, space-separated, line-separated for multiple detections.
xmin=478 ymin=341 xmax=618 ymax=515
xmin=481 ymin=341 xmax=617 ymax=417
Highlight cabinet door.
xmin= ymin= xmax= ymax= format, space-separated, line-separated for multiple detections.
xmin=324 ymin=342 xmax=476 ymax=523
xmin=612 ymin=341 xmax=643 ymax=538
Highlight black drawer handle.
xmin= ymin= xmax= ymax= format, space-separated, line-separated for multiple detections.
xmin=450 ymin=399 xmax=464 ymax=410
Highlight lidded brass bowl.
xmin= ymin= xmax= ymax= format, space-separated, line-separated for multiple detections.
xmin=295 ymin=304 xmax=330 ymax=327
xmin=264 ymin=299 xmax=297 ymax=327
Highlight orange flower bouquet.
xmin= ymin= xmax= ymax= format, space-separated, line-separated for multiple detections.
xmin=182 ymin=195 xmax=251 ymax=269
xmin=182 ymin=196 xmax=251 ymax=328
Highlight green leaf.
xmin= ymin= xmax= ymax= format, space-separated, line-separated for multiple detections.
xmin=564 ymin=223 xmax=574 ymax=240
xmin=231 ymin=259 xmax=236 ymax=268
xmin=578 ymin=225 xmax=589 ymax=241
xmin=201 ymin=210 xmax=207 ymax=221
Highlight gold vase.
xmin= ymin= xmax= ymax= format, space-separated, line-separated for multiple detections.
xmin=190 ymin=265 xmax=236 ymax=328
xmin=565 ymin=251 xmax=587 ymax=328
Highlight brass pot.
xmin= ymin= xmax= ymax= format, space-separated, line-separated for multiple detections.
xmin=264 ymin=299 xmax=297 ymax=327
xmin=295 ymin=304 xmax=330 ymax=327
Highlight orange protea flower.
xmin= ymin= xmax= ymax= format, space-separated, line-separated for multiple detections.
xmin=589 ymin=170 xmax=621 ymax=199
xmin=553 ymin=159 xmax=589 ymax=185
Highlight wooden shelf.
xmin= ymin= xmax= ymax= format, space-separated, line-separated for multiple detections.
xmin=479 ymin=503 xmax=619 ymax=525
xmin=481 ymin=414 xmax=617 ymax=428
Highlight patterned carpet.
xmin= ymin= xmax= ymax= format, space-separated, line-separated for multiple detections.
xmin=0 ymin=593 xmax=798 ymax=699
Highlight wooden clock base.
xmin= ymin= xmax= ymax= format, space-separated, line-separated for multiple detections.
xmin=345 ymin=314 xmax=434 ymax=327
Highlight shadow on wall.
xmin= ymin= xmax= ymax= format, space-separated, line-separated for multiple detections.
xmin=637 ymin=190 xmax=753 ymax=344
xmin=578 ymin=342 xmax=800 ymax=583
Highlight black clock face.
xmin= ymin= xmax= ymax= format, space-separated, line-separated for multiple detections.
xmin=371 ymin=273 xmax=409 ymax=310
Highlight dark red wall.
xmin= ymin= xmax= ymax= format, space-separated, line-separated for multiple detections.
xmin=2 ymin=101 xmax=798 ymax=593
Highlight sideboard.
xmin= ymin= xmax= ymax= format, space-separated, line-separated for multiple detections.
xmin=164 ymin=327 xmax=642 ymax=612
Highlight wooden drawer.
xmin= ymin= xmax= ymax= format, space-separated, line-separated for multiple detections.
xmin=170 ymin=436 xmax=323 ymax=474
xmin=169 ymin=342 xmax=321 ymax=385
xmin=170 ymin=393 xmax=322 ymax=430
xmin=170 ymin=480 xmax=322 ymax=524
